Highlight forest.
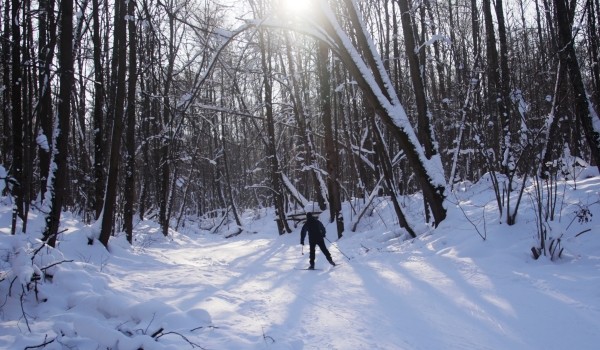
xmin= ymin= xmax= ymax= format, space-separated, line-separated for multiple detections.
xmin=1 ymin=0 xmax=599 ymax=247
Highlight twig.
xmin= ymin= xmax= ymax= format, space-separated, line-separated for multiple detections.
xmin=575 ymin=228 xmax=592 ymax=237
xmin=8 ymin=276 xmax=17 ymax=297
xmin=190 ymin=325 xmax=219 ymax=332
xmin=155 ymin=330 xmax=207 ymax=349
xmin=30 ymin=229 xmax=68 ymax=259
xmin=20 ymin=286 xmax=31 ymax=332
xmin=24 ymin=335 xmax=56 ymax=349
xmin=144 ymin=313 xmax=157 ymax=335
xmin=451 ymin=195 xmax=487 ymax=240
xmin=262 ymin=326 xmax=275 ymax=345
xmin=40 ymin=259 xmax=74 ymax=273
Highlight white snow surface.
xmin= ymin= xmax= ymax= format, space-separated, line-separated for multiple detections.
xmin=1 ymin=170 xmax=600 ymax=349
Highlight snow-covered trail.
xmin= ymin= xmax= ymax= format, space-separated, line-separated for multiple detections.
xmin=101 ymin=223 xmax=600 ymax=350
xmin=2 ymin=174 xmax=600 ymax=349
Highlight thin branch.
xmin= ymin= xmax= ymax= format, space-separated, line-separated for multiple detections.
xmin=24 ymin=335 xmax=56 ymax=349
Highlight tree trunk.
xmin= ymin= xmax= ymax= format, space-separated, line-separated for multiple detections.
xmin=553 ymin=0 xmax=600 ymax=168
xmin=123 ymin=0 xmax=137 ymax=244
xmin=284 ymin=33 xmax=327 ymax=211
xmin=37 ymin=0 xmax=56 ymax=204
xmin=587 ymin=0 xmax=600 ymax=107
xmin=396 ymin=0 xmax=435 ymax=158
xmin=1 ymin=0 xmax=10 ymax=166
xmin=99 ymin=0 xmax=128 ymax=247
xmin=158 ymin=6 xmax=177 ymax=237
xmin=42 ymin=0 xmax=73 ymax=247
xmin=318 ymin=41 xmax=343 ymax=238
xmin=259 ymin=27 xmax=290 ymax=235
xmin=482 ymin=0 xmax=503 ymax=169
xmin=495 ymin=0 xmax=513 ymax=175
xmin=371 ymin=113 xmax=416 ymax=237
xmin=92 ymin=0 xmax=105 ymax=219
xmin=10 ymin=0 xmax=23 ymax=234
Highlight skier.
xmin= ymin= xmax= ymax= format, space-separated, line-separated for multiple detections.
xmin=300 ymin=212 xmax=336 ymax=269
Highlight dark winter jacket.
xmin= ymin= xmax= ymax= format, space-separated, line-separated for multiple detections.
xmin=300 ymin=216 xmax=326 ymax=245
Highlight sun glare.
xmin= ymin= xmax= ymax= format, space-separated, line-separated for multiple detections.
xmin=281 ymin=0 xmax=313 ymax=16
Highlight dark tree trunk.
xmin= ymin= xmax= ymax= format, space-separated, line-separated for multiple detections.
xmin=318 ymin=41 xmax=343 ymax=238
xmin=396 ymin=0 xmax=435 ymax=158
xmin=37 ymin=0 xmax=56 ymax=203
xmin=554 ymin=0 xmax=600 ymax=168
xmin=495 ymin=0 xmax=512 ymax=175
xmin=10 ymin=0 xmax=23 ymax=234
xmin=483 ymin=0 xmax=503 ymax=168
xmin=1 ymin=0 xmax=10 ymax=166
xmin=158 ymin=6 xmax=176 ymax=237
xmin=588 ymin=0 xmax=600 ymax=107
xmin=92 ymin=0 xmax=105 ymax=219
xmin=370 ymin=113 xmax=416 ymax=238
xmin=42 ymin=0 xmax=73 ymax=247
xmin=284 ymin=33 xmax=327 ymax=211
xmin=259 ymin=27 xmax=290 ymax=235
xmin=123 ymin=0 xmax=137 ymax=243
xmin=99 ymin=0 xmax=128 ymax=247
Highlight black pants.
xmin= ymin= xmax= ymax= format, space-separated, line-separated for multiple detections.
xmin=309 ymin=238 xmax=332 ymax=267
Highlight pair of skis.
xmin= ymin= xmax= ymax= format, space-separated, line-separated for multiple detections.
xmin=295 ymin=264 xmax=341 ymax=271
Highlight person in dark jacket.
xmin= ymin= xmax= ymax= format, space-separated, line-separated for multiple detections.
xmin=300 ymin=212 xmax=336 ymax=269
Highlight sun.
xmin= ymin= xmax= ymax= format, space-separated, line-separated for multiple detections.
xmin=280 ymin=0 xmax=314 ymax=17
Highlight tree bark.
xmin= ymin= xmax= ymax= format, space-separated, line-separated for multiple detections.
xmin=318 ymin=41 xmax=343 ymax=238
xmin=10 ymin=0 xmax=23 ymax=234
xmin=123 ymin=0 xmax=137 ymax=243
xmin=37 ymin=0 xmax=56 ymax=203
xmin=99 ymin=0 xmax=128 ymax=247
xmin=92 ymin=0 xmax=105 ymax=219
xmin=1 ymin=0 xmax=10 ymax=166
xmin=396 ymin=0 xmax=435 ymax=158
xmin=259 ymin=27 xmax=291 ymax=235
xmin=42 ymin=0 xmax=73 ymax=247
xmin=284 ymin=33 xmax=327 ymax=211
xmin=554 ymin=0 xmax=600 ymax=168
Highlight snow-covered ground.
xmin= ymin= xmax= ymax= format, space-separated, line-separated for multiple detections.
xmin=1 ymin=170 xmax=600 ymax=349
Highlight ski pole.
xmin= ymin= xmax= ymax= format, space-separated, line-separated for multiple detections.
xmin=325 ymin=237 xmax=351 ymax=261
